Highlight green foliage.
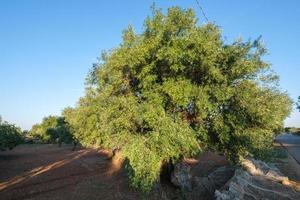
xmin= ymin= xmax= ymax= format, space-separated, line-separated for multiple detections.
xmin=289 ymin=96 xmax=300 ymax=135
xmin=0 ymin=117 xmax=24 ymax=150
xmin=297 ymin=96 xmax=300 ymax=111
xmin=29 ymin=115 xmax=74 ymax=144
xmin=64 ymin=7 xmax=292 ymax=192
xmin=30 ymin=115 xmax=58 ymax=142
xmin=285 ymin=127 xmax=300 ymax=135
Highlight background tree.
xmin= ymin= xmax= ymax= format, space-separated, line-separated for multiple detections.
xmin=55 ymin=117 xmax=74 ymax=147
xmin=29 ymin=115 xmax=58 ymax=142
xmin=0 ymin=116 xmax=24 ymax=150
xmin=285 ymin=96 xmax=300 ymax=135
xmin=297 ymin=96 xmax=300 ymax=111
xmin=29 ymin=115 xmax=74 ymax=145
xmin=64 ymin=7 xmax=292 ymax=192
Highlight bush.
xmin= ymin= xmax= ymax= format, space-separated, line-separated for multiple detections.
xmin=64 ymin=7 xmax=292 ymax=192
xmin=0 ymin=117 xmax=24 ymax=150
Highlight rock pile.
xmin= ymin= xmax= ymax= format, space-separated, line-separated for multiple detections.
xmin=215 ymin=158 xmax=300 ymax=200
xmin=171 ymin=153 xmax=235 ymax=199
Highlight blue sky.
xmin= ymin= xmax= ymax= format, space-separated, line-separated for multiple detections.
xmin=0 ymin=0 xmax=299 ymax=130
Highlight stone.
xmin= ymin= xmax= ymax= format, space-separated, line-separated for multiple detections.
xmin=241 ymin=157 xmax=289 ymax=182
xmin=171 ymin=160 xmax=192 ymax=191
xmin=170 ymin=152 xmax=235 ymax=199
xmin=216 ymin=158 xmax=300 ymax=200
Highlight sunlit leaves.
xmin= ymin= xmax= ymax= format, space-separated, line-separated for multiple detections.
xmin=0 ymin=117 xmax=23 ymax=150
xmin=64 ymin=7 xmax=292 ymax=192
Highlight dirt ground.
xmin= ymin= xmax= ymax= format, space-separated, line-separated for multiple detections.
xmin=0 ymin=144 xmax=146 ymax=200
xmin=1 ymin=144 xmax=299 ymax=200
xmin=274 ymin=143 xmax=300 ymax=184
xmin=0 ymin=144 xmax=230 ymax=200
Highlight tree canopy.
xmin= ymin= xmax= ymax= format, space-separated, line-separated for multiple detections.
xmin=64 ymin=7 xmax=292 ymax=192
xmin=0 ymin=116 xmax=24 ymax=150
xmin=29 ymin=115 xmax=74 ymax=145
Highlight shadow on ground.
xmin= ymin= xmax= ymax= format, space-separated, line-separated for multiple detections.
xmin=0 ymin=144 xmax=233 ymax=200
xmin=0 ymin=144 xmax=144 ymax=200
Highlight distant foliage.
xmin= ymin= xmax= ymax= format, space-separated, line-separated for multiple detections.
xmin=297 ymin=96 xmax=300 ymax=111
xmin=286 ymin=97 xmax=300 ymax=135
xmin=29 ymin=115 xmax=57 ymax=142
xmin=285 ymin=127 xmax=300 ymax=134
xmin=0 ymin=117 xmax=24 ymax=150
xmin=29 ymin=115 xmax=74 ymax=145
xmin=64 ymin=7 xmax=292 ymax=192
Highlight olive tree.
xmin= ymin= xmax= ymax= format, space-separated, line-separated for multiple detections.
xmin=64 ymin=7 xmax=292 ymax=192
xmin=0 ymin=117 xmax=24 ymax=150
xmin=29 ymin=115 xmax=74 ymax=145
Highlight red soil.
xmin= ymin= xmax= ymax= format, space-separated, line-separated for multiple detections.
xmin=0 ymin=144 xmax=229 ymax=200
xmin=0 ymin=144 xmax=143 ymax=200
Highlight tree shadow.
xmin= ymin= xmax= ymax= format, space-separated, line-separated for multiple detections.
xmin=0 ymin=149 xmax=90 ymax=191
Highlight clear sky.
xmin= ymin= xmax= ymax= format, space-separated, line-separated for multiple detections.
xmin=0 ymin=0 xmax=299 ymax=130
